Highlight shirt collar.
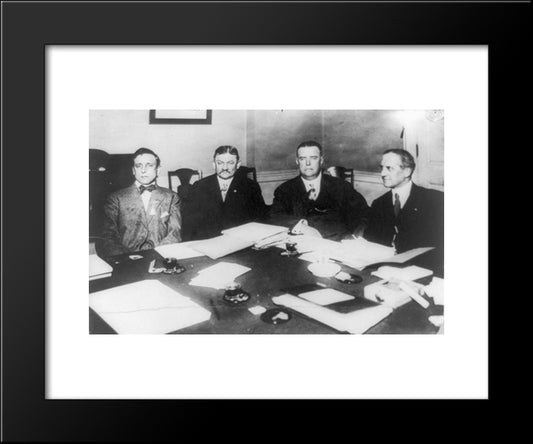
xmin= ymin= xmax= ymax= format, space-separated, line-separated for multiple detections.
xmin=301 ymin=172 xmax=322 ymax=189
xmin=135 ymin=180 xmax=156 ymax=189
xmin=217 ymin=176 xmax=234 ymax=189
xmin=392 ymin=180 xmax=412 ymax=206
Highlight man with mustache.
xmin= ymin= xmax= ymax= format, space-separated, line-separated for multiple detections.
xmin=98 ymin=147 xmax=182 ymax=257
xmin=270 ymin=140 xmax=369 ymax=240
xmin=181 ymin=145 xmax=267 ymax=240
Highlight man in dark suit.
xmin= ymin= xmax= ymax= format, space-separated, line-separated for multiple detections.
xmin=181 ymin=145 xmax=267 ymax=241
xmin=364 ymin=149 xmax=444 ymax=275
xmin=270 ymin=140 xmax=369 ymax=239
xmin=98 ymin=147 xmax=182 ymax=257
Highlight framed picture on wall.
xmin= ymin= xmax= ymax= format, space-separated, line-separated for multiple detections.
xmin=3 ymin=0 xmax=526 ymax=441
xmin=149 ymin=109 xmax=212 ymax=124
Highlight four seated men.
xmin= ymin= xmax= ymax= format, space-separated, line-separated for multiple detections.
xmin=97 ymin=144 xmax=443 ymax=275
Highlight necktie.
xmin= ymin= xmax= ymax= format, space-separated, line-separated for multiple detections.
xmin=308 ymin=185 xmax=317 ymax=201
xmin=139 ymin=184 xmax=156 ymax=194
xmin=220 ymin=182 xmax=229 ymax=201
xmin=393 ymin=193 xmax=401 ymax=218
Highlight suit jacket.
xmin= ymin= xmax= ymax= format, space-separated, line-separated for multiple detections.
xmin=364 ymin=183 xmax=444 ymax=275
xmin=98 ymin=184 xmax=182 ymax=257
xmin=269 ymin=174 xmax=369 ymax=239
xmin=181 ymin=174 xmax=267 ymax=241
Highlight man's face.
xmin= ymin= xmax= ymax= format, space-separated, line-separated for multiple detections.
xmin=132 ymin=153 xmax=160 ymax=185
xmin=213 ymin=153 xmax=240 ymax=180
xmin=380 ymin=152 xmax=411 ymax=189
xmin=296 ymin=145 xmax=323 ymax=180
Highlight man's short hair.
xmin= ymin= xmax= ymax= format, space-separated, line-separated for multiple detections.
xmin=383 ymin=148 xmax=416 ymax=176
xmin=133 ymin=147 xmax=160 ymax=167
xmin=213 ymin=145 xmax=240 ymax=161
xmin=297 ymin=140 xmax=323 ymax=155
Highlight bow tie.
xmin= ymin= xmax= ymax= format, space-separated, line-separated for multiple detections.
xmin=139 ymin=184 xmax=156 ymax=194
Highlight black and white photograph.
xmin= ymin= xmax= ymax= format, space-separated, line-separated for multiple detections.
xmin=89 ymin=109 xmax=445 ymax=335
xmin=7 ymin=1 xmax=521 ymax=432
xmin=46 ymin=44 xmax=487 ymax=400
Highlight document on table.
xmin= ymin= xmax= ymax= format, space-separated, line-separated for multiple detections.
xmin=190 ymin=234 xmax=254 ymax=260
xmin=298 ymin=288 xmax=355 ymax=306
xmin=378 ymin=247 xmax=435 ymax=264
xmin=89 ymin=280 xmax=211 ymax=334
xmin=189 ymin=262 xmax=251 ymax=289
xmin=295 ymin=237 xmax=434 ymax=270
xmin=155 ymin=241 xmax=204 ymax=259
xmin=221 ymin=222 xmax=288 ymax=243
xmin=371 ymin=265 xmax=433 ymax=282
xmin=272 ymin=294 xmax=392 ymax=334
xmin=89 ymin=254 xmax=113 ymax=281
xmin=339 ymin=238 xmax=396 ymax=265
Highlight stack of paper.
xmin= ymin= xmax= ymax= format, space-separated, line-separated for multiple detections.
xmin=295 ymin=236 xmax=433 ymax=270
xmin=189 ymin=262 xmax=251 ymax=289
xmin=272 ymin=293 xmax=392 ymax=334
xmin=222 ymin=222 xmax=288 ymax=243
xmin=190 ymin=223 xmax=290 ymax=259
xmin=89 ymin=280 xmax=211 ymax=334
xmin=371 ymin=265 xmax=433 ymax=282
xmin=190 ymin=235 xmax=253 ymax=260
xmin=155 ymin=241 xmax=204 ymax=259
xmin=89 ymin=254 xmax=113 ymax=281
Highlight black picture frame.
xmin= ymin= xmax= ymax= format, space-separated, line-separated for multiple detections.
xmin=2 ymin=0 xmax=527 ymax=441
xmin=149 ymin=109 xmax=213 ymax=125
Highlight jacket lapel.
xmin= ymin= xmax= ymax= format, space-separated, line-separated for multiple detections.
xmin=208 ymin=175 xmax=224 ymax=205
xmin=402 ymin=183 xmax=421 ymax=215
xmin=128 ymin=184 xmax=149 ymax=226
xmin=146 ymin=186 xmax=164 ymax=224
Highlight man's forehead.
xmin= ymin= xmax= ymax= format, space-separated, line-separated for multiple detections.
xmin=134 ymin=154 xmax=157 ymax=163
xmin=297 ymin=146 xmax=321 ymax=156
xmin=215 ymin=153 xmax=238 ymax=162
xmin=381 ymin=153 xmax=402 ymax=166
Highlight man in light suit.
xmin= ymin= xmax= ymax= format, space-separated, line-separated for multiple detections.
xmin=181 ymin=145 xmax=267 ymax=241
xmin=270 ymin=140 xmax=369 ymax=239
xmin=98 ymin=147 xmax=182 ymax=257
xmin=364 ymin=149 xmax=444 ymax=276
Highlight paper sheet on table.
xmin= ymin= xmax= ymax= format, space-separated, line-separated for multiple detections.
xmin=371 ymin=265 xmax=433 ymax=282
xmin=155 ymin=241 xmax=204 ymax=259
xmin=423 ymin=276 xmax=444 ymax=305
xmin=298 ymin=288 xmax=355 ymax=306
xmin=221 ymin=222 xmax=288 ymax=243
xmin=89 ymin=280 xmax=211 ymax=334
xmin=340 ymin=238 xmax=396 ymax=262
xmin=272 ymin=294 xmax=393 ymax=334
xmin=89 ymin=254 xmax=113 ymax=280
xmin=189 ymin=262 xmax=251 ymax=289
xmin=378 ymin=247 xmax=435 ymax=264
xmin=298 ymin=237 xmax=434 ymax=270
xmin=190 ymin=234 xmax=253 ymax=259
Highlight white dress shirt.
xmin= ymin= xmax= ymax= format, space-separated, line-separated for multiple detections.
xmin=301 ymin=173 xmax=322 ymax=201
xmin=136 ymin=181 xmax=154 ymax=211
xmin=391 ymin=180 xmax=413 ymax=209
xmin=217 ymin=177 xmax=234 ymax=202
